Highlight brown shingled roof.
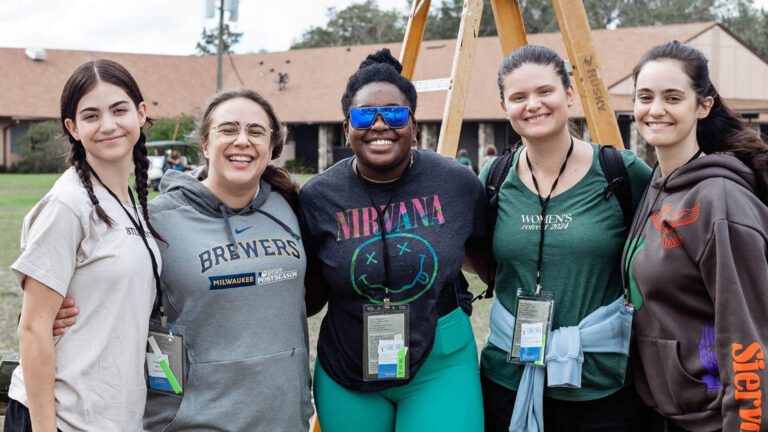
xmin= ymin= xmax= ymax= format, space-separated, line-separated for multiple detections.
xmin=219 ymin=22 xmax=720 ymax=122
xmin=0 ymin=49 xmax=216 ymax=119
xmin=0 ymin=21 xmax=732 ymax=123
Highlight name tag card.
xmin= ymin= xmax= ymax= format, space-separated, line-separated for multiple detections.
xmin=362 ymin=304 xmax=410 ymax=381
xmin=146 ymin=319 xmax=186 ymax=396
xmin=509 ymin=289 xmax=554 ymax=366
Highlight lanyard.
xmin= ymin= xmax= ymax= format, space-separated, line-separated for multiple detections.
xmin=90 ymin=169 xmax=165 ymax=322
xmin=353 ymin=156 xmax=412 ymax=307
xmin=525 ymin=137 xmax=574 ymax=294
xmin=621 ymin=149 xmax=703 ymax=310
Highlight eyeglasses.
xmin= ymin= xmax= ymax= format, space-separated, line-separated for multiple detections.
xmin=210 ymin=121 xmax=272 ymax=145
xmin=348 ymin=106 xmax=411 ymax=129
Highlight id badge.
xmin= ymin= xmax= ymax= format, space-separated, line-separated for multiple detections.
xmin=146 ymin=319 xmax=186 ymax=396
xmin=508 ymin=288 xmax=554 ymax=366
xmin=362 ymin=304 xmax=410 ymax=381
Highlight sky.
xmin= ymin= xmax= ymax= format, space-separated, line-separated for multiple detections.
xmin=0 ymin=0 xmax=410 ymax=55
xmin=2 ymin=0 xmax=767 ymax=56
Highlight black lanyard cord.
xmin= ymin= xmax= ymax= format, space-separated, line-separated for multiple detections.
xmin=353 ymin=156 xmax=412 ymax=306
xmin=621 ymin=149 xmax=703 ymax=309
xmin=525 ymin=137 xmax=574 ymax=293
xmin=90 ymin=169 xmax=165 ymax=321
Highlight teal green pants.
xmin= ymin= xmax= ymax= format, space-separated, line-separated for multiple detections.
xmin=314 ymin=307 xmax=484 ymax=432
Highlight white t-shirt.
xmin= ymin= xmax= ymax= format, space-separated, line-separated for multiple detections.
xmin=9 ymin=168 xmax=159 ymax=432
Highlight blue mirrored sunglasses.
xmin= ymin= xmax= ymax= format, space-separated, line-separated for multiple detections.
xmin=348 ymin=106 xmax=411 ymax=129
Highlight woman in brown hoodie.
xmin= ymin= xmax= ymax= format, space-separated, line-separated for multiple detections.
xmin=624 ymin=40 xmax=768 ymax=431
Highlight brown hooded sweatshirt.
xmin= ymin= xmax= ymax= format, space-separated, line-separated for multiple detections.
xmin=623 ymin=153 xmax=768 ymax=431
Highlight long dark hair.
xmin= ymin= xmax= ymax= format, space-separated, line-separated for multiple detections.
xmin=633 ymin=40 xmax=768 ymax=203
xmin=60 ymin=59 xmax=162 ymax=239
xmin=191 ymin=87 xmax=300 ymax=211
xmin=497 ymin=44 xmax=570 ymax=102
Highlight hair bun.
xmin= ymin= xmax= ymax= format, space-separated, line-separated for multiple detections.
xmin=358 ymin=48 xmax=402 ymax=73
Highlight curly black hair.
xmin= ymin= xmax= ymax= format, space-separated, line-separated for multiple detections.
xmin=340 ymin=48 xmax=417 ymax=117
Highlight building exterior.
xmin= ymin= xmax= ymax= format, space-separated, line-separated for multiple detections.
xmin=2 ymin=21 xmax=767 ymax=171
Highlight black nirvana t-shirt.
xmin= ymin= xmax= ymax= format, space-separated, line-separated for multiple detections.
xmin=299 ymin=150 xmax=489 ymax=392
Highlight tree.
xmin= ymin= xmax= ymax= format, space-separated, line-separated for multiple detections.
xmin=422 ymin=0 xmax=497 ymax=40
xmin=614 ymin=0 xmax=768 ymax=60
xmin=721 ymin=0 xmax=768 ymax=60
xmin=517 ymin=0 xmax=558 ymax=33
xmin=145 ymin=115 xmax=198 ymax=143
xmin=616 ymin=0 xmax=724 ymax=27
xmin=514 ymin=0 xmax=767 ymax=59
xmin=14 ymin=121 xmax=69 ymax=173
xmin=291 ymin=0 xmax=405 ymax=49
xmin=145 ymin=115 xmax=200 ymax=162
xmin=195 ymin=23 xmax=243 ymax=55
xmin=287 ymin=0 xmax=768 ymax=61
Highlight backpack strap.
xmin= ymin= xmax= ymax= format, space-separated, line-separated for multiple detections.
xmin=598 ymin=145 xmax=633 ymax=229
xmin=475 ymin=145 xmax=519 ymax=302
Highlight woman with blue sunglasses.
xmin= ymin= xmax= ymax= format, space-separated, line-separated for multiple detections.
xmin=300 ymin=48 xmax=488 ymax=431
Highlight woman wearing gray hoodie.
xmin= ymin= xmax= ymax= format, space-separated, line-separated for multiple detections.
xmin=624 ymin=41 xmax=768 ymax=431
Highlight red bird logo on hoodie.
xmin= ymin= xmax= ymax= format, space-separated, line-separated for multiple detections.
xmin=651 ymin=203 xmax=701 ymax=249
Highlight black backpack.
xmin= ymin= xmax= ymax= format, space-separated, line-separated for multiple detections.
xmin=476 ymin=143 xmax=633 ymax=301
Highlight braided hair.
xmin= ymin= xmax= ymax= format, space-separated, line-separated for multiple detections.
xmin=60 ymin=59 xmax=162 ymax=240
xmin=633 ymin=41 xmax=768 ymax=204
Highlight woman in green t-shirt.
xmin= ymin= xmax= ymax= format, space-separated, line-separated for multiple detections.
xmin=479 ymin=44 xmax=652 ymax=431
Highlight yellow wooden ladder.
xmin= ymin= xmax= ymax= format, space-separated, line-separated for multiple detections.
xmin=399 ymin=0 xmax=624 ymax=156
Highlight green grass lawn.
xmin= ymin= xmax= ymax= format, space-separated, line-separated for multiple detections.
xmin=0 ymin=172 xmax=492 ymax=423
xmin=0 ymin=174 xmax=60 ymax=353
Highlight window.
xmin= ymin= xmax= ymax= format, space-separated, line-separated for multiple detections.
xmin=10 ymin=124 xmax=29 ymax=154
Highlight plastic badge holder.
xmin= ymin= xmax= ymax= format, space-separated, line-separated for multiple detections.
xmin=362 ymin=304 xmax=410 ymax=381
xmin=146 ymin=320 xmax=186 ymax=396
xmin=508 ymin=288 xmax=554 ymax=367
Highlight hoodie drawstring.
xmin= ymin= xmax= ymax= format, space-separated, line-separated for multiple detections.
xmin=255 ymin=209 xmax=301 ymax=241
xmin=221 ymin=204 xmax=301 ymax=259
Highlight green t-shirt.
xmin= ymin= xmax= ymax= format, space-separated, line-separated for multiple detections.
xmin=479 ymin=142 xmax=651 ymax=401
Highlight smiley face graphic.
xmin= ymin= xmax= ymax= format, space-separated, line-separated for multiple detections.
xmin=350 ymin=233 xmax=438 ymax=304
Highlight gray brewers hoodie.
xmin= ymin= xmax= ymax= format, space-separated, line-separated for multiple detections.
xmin=143 ymin=169 xmax=312 ymax=432
xmin=623 ymin=154 xmax=768 ymax=431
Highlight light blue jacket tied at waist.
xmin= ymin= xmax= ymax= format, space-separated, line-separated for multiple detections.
xmin=487 ymin=297 xmax=632 ymax=432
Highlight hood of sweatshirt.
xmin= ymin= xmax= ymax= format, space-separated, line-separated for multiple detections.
xmin=652 ymin=153 xmax=755 ymax=195
xmin=158 ymin=167 xmax=270 ymax=218
xmin=154 ymin=168 xmax=300 ymax=254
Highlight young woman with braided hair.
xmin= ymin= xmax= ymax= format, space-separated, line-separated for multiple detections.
xmin=5 ymin=59 xmax=161 ymax=432
xmin=51 ymin=86 xmax=313 ymax=430
xmin=52 ymin=87 xmax=313 ymax=431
